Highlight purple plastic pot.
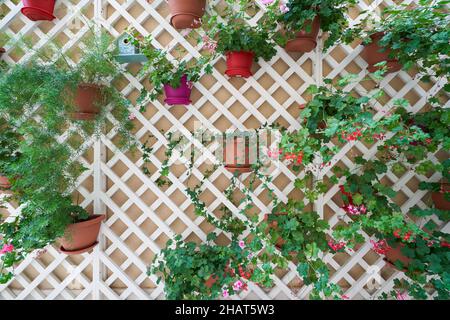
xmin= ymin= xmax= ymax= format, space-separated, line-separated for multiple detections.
xmin=163 ymin=75 xmax=192 ymax=106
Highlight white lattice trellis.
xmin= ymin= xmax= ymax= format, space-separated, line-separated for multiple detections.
xmin=0 ymin=0 xmax=448 ymax=300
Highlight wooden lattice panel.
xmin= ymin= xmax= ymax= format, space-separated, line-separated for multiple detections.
xmin=0 ymin=0 xmax=448 ymax=300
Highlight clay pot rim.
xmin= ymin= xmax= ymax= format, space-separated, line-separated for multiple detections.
xmin=226 ymin=50 xmax=255 ymax=56
xmin=67 ymin=214 xmax=106 ymax=229
xmin=60 ymin=241 xmax=99 ymax=255
xmin=78 ymin=83 xmax=104 ymax=89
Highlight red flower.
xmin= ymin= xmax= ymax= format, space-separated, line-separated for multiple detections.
xmin=328 ymin=240 xmax=346 ymax=252
xmin=440 ymin=241 xmax=450 ymax=248
xmin=370 ymin=239 xmax=391 ymax=255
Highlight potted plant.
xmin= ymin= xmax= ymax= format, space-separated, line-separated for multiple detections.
xmin=129 ymin=33 xmax=212 ymax=108
xmin=263 ymin=0 xmax=357 ymax=52
xmin=0 ymin=128 xmax=101 ymax=283
xmin=222 ymin=131 xmax=257 ymax=175
xmin=419 ymin=159 xmax=450 ymax=211
xmin=70 ymin=32 xmax=122 ymax=121
xmin=149 ymin=233 xmax=271 ymax=300
xmin=21 ymin=0 xmax=56 ymax=21
xmin=263 ymin=200 xmax=342 ymax=299
xmin=59 ymin=212 xmax=106 ymax=255
xmin=201 ymin=0 xmax=277 ymax=78
xmin=343 ymin=0 xmax=450 ymax=78
xmin=167 ymin=0 xmax=207 ymax=30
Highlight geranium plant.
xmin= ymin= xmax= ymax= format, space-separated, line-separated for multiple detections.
xmin=201 ymin=0 xmax=277 ymax=77
xmin=343 ymin=0 xmax=450 ymax=83
xmin=150 ymin=233 xmax=273 ymax=300
xmin=263 ymin=199 xmax=342 ymax=299
xmin=263 ymin=0 xmax=357 ymax=50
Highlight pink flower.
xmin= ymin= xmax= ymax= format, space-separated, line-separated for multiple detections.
xmin=343 ymin=204 xmax=367 ymax=216
xmin=396 ymin=291 xmax=409 ymax=300
xmin=128 ymin=113 xmax=136 ymax=120
xmin=262 ymin=0 xmax=275 ymax=5
xmin=341 ymin=294 xmax=350 ymax=300
xmin=222 ymin=289 xmax=229 ymax=298
xmin=328 ymin=240 xmax=346 ymax=252
xmin=279 ymin=3 xmax=289 ymax=13
xmin=370 ymin=239 xmax=391 ymax=255
xmin=238 ymin=240 xmax=245 ymax=249
xmin=0 ymin=244 xmax=14 ymax=254
xmin=233 ymin=280 xmax=243 ymax=291
xmin=181 ymin=29 xmax=192 ymax=37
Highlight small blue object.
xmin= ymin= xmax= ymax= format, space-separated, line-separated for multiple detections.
xmin=115 ymin=34 xmax=147 ymax=64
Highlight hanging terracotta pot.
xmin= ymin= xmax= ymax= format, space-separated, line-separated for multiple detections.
xmin=0 ymin=175 xmax=11 ymax=190
xmin=167 ymin=0 xmax=206 ymax=29
xmin=223 ymin=133 xmax=254 ymax=175
xmin=21 ymin=0 xmax=56 ymax=21
xmin=432 ymin=183 xmax=450 ymax=211
xmin=384 ymin=243 xmax=411 ymax=272
xmin=285 ymin=17 xmax=320 ymax=53
xmin=361 ymin=32 xmax=402 ymax=73
xmin=225 ymin=51 xmax=255 ymax=78
xmin=163 ymin=74 xmax=192 ymax=106
xmin=264 ymin=213 xmax=287 ymax=249
xmin=60 ymin=214 xmax=106 ymax=255
xmin=0 ymin=48 xmax=5 ymax=58
xmin=71 ymin=83 xmax=104 ymax=120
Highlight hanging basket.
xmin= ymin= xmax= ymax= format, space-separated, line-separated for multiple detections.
xmin=285 ymin=17 xmax=320 ymax=53
xmin=60 ymin=214 xmax=106 ymax=255
xmin=225 ymin=51 xmax=255 ymax=78
xmin=361 ymin=32 xmax=402 ymax=73
xmin=70 ymin=83 xmax=104 ymax=120
xmin=168 ymin=0 xmax=206 ymax=29
xmin=21 ymin=0 xmax=56 ymax=22
xmin=163 ymin=74 xmax=192 ymax=106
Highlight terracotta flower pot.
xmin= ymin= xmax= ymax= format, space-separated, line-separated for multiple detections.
xmin=432 ymin=183 xmax=450 ymax=211
xmin=0 ymin=175 xmax=11 ymax=189
xmin=21 ymin=0 xmax=56 ymax=21
xmin=223 ymin=134 xmax=253 ymax=175
xmin=60 ymin=214 xmax=105 ymax=255
xmin=361 ymin=32 xmax=402 ymax=73
xmin=168 ymin=0 xmax=206 ymax=29
xmin=384 ymin=243 xmax=411 ymax=272
xmin=264 ymin=213 xmax=288 ymax=250
xmin=205 ymin=275 xmax=218 ymax=288
xmin=0 ymin=48 xmax=5 ymax=58
xmin=225 ymin=51 xmax=255 ymax=78
xmin=71 ymin=83 xmax=104 ymax=120
xmin=163 ymin=74 xmax=192 ymax=106
xmin=285 ymin=17 xmax=320 ymax=53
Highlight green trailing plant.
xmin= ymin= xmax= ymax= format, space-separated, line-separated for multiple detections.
xmin=0 ymin=30 xmax=135 ymax=284
xmin=263 ymin=199 xmax=342 ymax=299
xmin=0 ymin=119 xmax=21 ymax=181
xmin=128 ymin=33 xmax=213 ymax=108
xmin=201 ymin=0 xmax=277 ymax=61
xmin=342 ymin=0 xmax=450 ymax=85
xmin=150 ymin=232 xmax=277 ymax=300
xmin=263 ymin=0 xmax=357 ymax=50
xmin=0 ymin=128 xmax=89 ymax=283
xmin=279 ymin=71 xmax=400 ymax=201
